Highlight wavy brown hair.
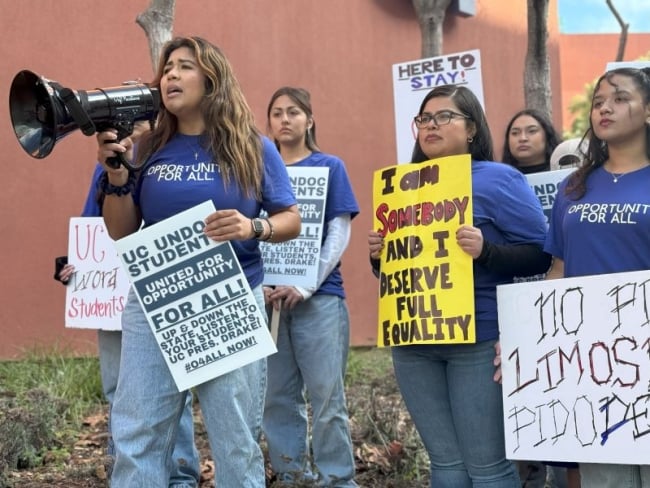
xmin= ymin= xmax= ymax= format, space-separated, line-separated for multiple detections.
xmin=137 ymin=36 xmax=262 ymax=198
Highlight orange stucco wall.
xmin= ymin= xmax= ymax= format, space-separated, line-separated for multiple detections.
xmin=1 ymin=0 xmax=561 ymax=358
xmin=558 ymin=33 xmax=650 ymax=132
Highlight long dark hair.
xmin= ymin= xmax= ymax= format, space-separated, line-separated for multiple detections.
xmin=266 ymin=86 xmax=320 ymax=152
xmin=566 ymin=67 xmax=650 ymax=199
xmin=410 ymin=85 xmax=493 ymax=163
xmin=501 ymin=108 xmax=561 ymax=167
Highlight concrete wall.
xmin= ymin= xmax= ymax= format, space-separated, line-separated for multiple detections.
xmin=0 ymin=0 xmax=561 ymax=358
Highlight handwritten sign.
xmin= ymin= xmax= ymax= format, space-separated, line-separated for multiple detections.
xmin=65 ymin=217 xmax=129 ymax=330
xmin=373 ymin=155 xmax=475 ymax=347
xmin=261 ymin=166 xmax=328 ymax=288
xmin=392 ymin=49 xmax=484 ymax=164
xmin=114 ymin=201 xmax=276 ymax=391
xmin=497 ymin=270 xmax=650 ymax=464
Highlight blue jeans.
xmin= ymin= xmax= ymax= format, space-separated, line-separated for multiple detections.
xmin=97 ymin=329 xmax=199 ymax=487
xmin=110 ymin=286 xmax=267 ymax=487
xmin=97 ymin=329 xmax=121 ymax=405
xmin=391 ymin=340 xmax=520 ymax=488
xmin=580 ymin=464 xmax=650 ymax=487
xmin=264 ymin=294 xmax=357 ymax=487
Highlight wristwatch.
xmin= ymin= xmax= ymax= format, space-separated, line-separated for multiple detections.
xmin=251 ymin=218 xmax=265 ymax=239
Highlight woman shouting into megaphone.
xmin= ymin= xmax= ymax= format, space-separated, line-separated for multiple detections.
xmin=96 ymin=36 xmax=301 ymax=488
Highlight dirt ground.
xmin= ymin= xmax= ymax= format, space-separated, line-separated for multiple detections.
xmin=5 ymin=391 xmax=429 ymax=488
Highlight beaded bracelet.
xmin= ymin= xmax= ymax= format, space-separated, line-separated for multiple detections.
xmin=99 ymin=171 xmax=136 ymax=196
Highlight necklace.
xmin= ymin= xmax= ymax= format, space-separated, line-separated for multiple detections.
xmin=611 ymin=172 xmax=624 ymax=183
xmin=183 ymin=137 xmax=200 ymax=161
xmin=607 ymin=163 xmax=650 ymax=183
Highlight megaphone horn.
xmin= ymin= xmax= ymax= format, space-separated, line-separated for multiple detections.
xmin=9 ymin=70 xmax=160 ymax=170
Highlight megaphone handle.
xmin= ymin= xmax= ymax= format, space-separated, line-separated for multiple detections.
xmin=106 ymin=152 xmax=142 ymax=172
xmin=106 ymin=154 xmax=127 ymax=170
xmin=105 ymin=123 xmax=141 ymax=172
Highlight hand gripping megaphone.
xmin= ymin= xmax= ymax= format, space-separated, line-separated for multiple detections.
xmin=9 ymin=70 xmax=160 ymax=170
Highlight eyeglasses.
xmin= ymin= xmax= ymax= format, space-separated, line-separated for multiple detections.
xmin=413 ymin=110 xmax=469 ymax=129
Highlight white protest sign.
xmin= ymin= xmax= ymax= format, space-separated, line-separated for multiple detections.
xmin=497 ymin=270 xmax=650 ymax=464
xmin=261 ymin=166 xmax=328 ymax=288
xmin=525 ymin=168 xmax=573 ymax=227
xmin=606 ymin=61 xmax=650 ymax=71
xmin=392 ymin=49 xmax=484 ymax=164
xmin=114 ymin=200 xmax=276 ymax=391
xmin=65 ymin=217 xmax=129 ymax=330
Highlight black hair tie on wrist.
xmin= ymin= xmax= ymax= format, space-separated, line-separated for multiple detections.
xmin=100 ymin=171 xmax=136 ymax=196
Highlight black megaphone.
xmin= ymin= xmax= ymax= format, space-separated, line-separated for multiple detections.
xmin=9 ymin=70 xmax=160 ymax=170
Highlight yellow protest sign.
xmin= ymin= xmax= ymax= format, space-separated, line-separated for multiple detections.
xmin=373 ymin=155 xmax=475 ymax=347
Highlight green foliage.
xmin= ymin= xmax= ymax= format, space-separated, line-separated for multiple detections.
xmin=564 ymin=80 xmax=596 ymax=140
xmin=0 ymin=389 xmax=69 ymax=485
xmin=0 ymin=348 xmax=103 ymax=420
xmin=0 ymin=350 xmax=103 ymax=483
xmin=345 ymin=346 xmax=393 ymax=388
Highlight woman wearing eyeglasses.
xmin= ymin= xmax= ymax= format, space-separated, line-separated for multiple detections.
xmin=368 ymin=85 xmax=550 ymax=487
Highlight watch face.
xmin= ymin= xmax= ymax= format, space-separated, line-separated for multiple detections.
xmin=252 ymin=218 xmax=264 ymax=236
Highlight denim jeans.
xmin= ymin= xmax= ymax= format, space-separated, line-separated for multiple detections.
xmin=391 ymin=340 xmax=520 ymax=488
xmin=264 ymin=294 xmax=357 ymax=487
xmin=97 ymin=329 xmax=199 ymax=487
xmin=579 ymin=464 xmax=650 ymax=487
xmin=110 ymin=286 xmax=267 ymax=487
xmin=97 ymin=329 xmax=121 ymax=405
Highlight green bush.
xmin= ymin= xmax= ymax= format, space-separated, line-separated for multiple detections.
xmin=0 ymin=351 xmax=103 ymax=483
xmin=0 ymin=389 xmax=68 ymax=473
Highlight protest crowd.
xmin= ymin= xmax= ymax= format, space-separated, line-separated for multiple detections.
xmin=49 ymin=32 xmax=650 ymax=488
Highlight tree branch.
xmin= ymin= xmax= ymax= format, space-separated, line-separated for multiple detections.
xmin=606 ymin=0 xmax=629 ymax=62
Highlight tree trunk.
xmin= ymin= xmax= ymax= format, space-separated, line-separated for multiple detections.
xmin=606 ymin=0 xmax=629 ymax=61
xmin=524 ymin=0 xmax=551 ymax=117
xmin=136 ymin=0 xmax=176 ymax=71
xmin=411 ymin=0 xmax=452 ymax=57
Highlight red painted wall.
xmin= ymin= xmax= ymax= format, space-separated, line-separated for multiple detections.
xmin=0 ymin=0 xmax=561 ymax=358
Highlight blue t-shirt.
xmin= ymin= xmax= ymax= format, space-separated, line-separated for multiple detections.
xmin=81 ymin=164 xmax=104 ymax=217
xmin=545 ymin=165 xmax=650 ymax=277
xmin=291 ymin=152 xmax=359 ymax=298
xmin=471 ymin=160 xmax=547 ymax=341
xmin=134 ymin=134 xmax=296 ymax=288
